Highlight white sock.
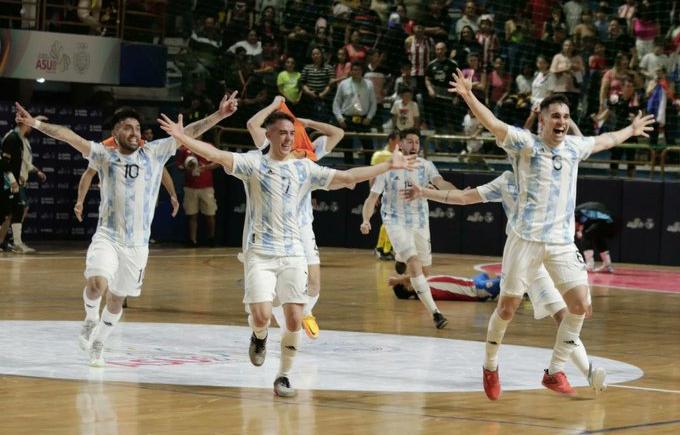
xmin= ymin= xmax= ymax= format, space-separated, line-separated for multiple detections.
xmin=11 ymin=223 xmax=22 ymax=245
xmin=570 ymin=338 xmax=590 ymax=378
xmin=304 ymin=294 xmax=319 ymax=316
xmin=91 ymin=307 xmax=122 ymax=344
xmin=484 ymin=309 xmax=510 ymax=371
xmin=248 ymin=314 xmax=269 ymax=339
xmin=278 ymin=328 xmax=301 ymax=378
xmin=549 ymin=312 xmax=585 ymax=374
xmin=584 ymin=250 xmax=594 ymax=269
xmin=410 ymin=274 xmax=438 ymax=314
xmin=83 ymin=287 xmax=101 ymax=321
xmin=271 ymin=305 xmax=286 ymax=329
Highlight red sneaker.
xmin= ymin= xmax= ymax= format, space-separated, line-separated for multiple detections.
xmin=483 ymin=367 xmax=501 ymax=400
xmin=542 ymin=369 xmax=576 ymax=396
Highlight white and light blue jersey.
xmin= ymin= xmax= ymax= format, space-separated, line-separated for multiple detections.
xmin=498 ymin=126 xmax=594 ymax=244
xmin=477 ymin=170 xmax=518 ymax=234
xmin=371 ymin=157 xmax=441 ymax=229
xmin=298 ymin=136 xmax=330 ymax=227
xmin=231 ymin=151 xmax=336 ymax=257
xmin=87 ymin=137 xmax=176 ymax=247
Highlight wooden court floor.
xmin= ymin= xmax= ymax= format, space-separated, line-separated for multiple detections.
xmin=1 ymin=245 xmax=679 ymax=435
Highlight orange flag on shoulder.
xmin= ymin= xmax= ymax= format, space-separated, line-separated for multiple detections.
xmin=101 ymin=137 xmax=145 ymax=149
xmin=278 ymin=101 xmax=317 ymax=161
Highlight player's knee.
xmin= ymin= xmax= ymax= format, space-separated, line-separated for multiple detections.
xmin=567 ymin=300 xmax=589 ymax=316
xmin=106 ymin=292 xmax=125 ymax=313
xmin=284 ymin=309 xmax=303 ymax=331
xmin=497 ymin=298 xmax=520 ymax=320
xmin=87 ymin=277 xmax=107 ymax=297
xmin=406 ymin=257 xmax=422 ymax=276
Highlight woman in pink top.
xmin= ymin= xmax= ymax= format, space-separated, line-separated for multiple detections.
xmin=461 ymin=51 xmax=487 ymax=101
xmin=599 ymin=52 xmax=633 ymax=112
xmin=344 ymin=30 xmax=368 ymax=63
xmin=632 ymin=7 xmax=660 ymax=59
xmin=487 ymin=57 xmax=512 ymax=107
xmin=332 ymin=47 xmax=351 ymax=86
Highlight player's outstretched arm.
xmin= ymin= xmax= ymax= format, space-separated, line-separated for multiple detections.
xmin=15 ymin=102 xmax=91 ymax=156
xmin=591 ymin=111 xmax=655 ymax=154
xmin=402 ymin=184 xmax=482 ymax=205
xmin=158 ymin=114 xmax=235 ymax=173
xmin=161 ymin=168 xmax=180 ymax=217
xmin=183 ymin=91 xmax=239 ymax=140
xmin=448 ymin=69 xmax=509 ymax=144
xmin=328 ymin=151 xmax=417 ymax=190
xmin=360 ymin=192 xmax=380 ymax=235
xmin=246 ymin=95 xmax=284 ymax=147
xmin=297 ymin=117 xmax=345 ymax=151
xmin=74 ymin=167 xmax=96 ymax=222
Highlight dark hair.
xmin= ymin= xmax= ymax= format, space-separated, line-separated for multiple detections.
xmin=351 ymin=60 xmax=365 ymax=71
xmin=387 ymin=130 xmax=401 ymax=140
xmin=400 ymin=127 xmax=420 ymax=138
xmin=539 ymin=94 xmax=570 ymax=111
xmin=263 ymin=111 xmax=295 ymax=128
xmin=398 ymin=85 xmax=413 ymax=95
xmin=110 ymin=107 xmax=141 ymax=129
xmin=400 ymin=59 xmax=412 ymax=69
xmin=393 ymin=284 xmax=414 ymax=299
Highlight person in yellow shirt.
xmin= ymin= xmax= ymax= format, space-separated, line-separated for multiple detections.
xmin=370 ymin=130 xmax=400 ymax=260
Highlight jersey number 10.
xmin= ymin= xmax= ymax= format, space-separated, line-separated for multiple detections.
xmin=124 ymin=164 xmax=140 ymax=179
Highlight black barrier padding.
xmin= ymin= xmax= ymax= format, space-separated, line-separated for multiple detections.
xmin=344 ymin=181 xmax=381 ymax=249
xmin=461 ymin=173 xmax=506 ymax=256
xmin=221 ymin=174 xmax=248 ymax=247
xmin=312 ymin=189 xmax=348 ymax=247
xmin=576 ymin=177 xmax=623 ymax=261
xmin=429 ymin=172 xmax=464 ymax=254
xmin=660 ymin=182 xmax=680 ymax=265
xmin=620 ymin=180 xmax=663 ymax=264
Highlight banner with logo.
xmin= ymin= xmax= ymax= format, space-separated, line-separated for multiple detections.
xmin=620 ymin=180 xmax=663 ymax=264
xmin=660 ymin=182 xmax=680 ymax=266
xmin=0 ymin=29 xmax=120 ymax=84
xmin=313 ymin=189 xmax=348 ymax=247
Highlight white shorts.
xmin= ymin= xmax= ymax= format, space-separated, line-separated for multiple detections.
xmin=243 ymin=251 xmax=308 ymax=305
xmin=385 ymin=224 xmax=432 ymax=266
xmin=84 ymin=233 xmax=149 ymax=298
xmin=183 ymin=187 xmax=217 ymax=216
xmin=500 ymin=231 xmax=588 ymax=298
xmin=300 ymin=223 xmax=320 ymax=266
xmin=526 ymin=266 xmax=567 ymax=319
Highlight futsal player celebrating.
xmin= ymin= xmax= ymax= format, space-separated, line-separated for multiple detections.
xmin=448 ymin=69 xmax=652 ymax=399
xmin=404 ymin=171 xmax=608 ymax=394
xmin=14 ymin=92 xmax=239 ymax=367
xmin=360 ymin=128 xmax=455 ymax=329
xmin=246 ymin=97 xmax=345 ymax=339
xmin=158 ymin=110 xmax=415 ymax=397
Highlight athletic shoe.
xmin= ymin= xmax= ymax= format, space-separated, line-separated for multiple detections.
xmin=13 ymin=243 xmax=35 ymax=253
xmin=394 ymin=261 xmax=407 ymax=274
xmin=78 ymin=320 xmax=98 ymax=351
xmin=433 ymin=312 xmax=448 ymax=329
xmin=0 ymin=241 xmax=15 ymax=252
xmin=374 ymin=248 xmax=385 ymax=259
xmin=89 ymin=340 xmax=105 ymax=367
xmin=483 ymin=367 xmax=501 ymax=400
xmin=273 ymin=376 xmax=297 ymax=397
xmin=302 ymin=314 xmax=319 ymax=339
xmin=542 ymin=369 xmax=576 ymax=396
xmin=593 ymin=264 xmax=614 ymax=273
xmin=383 ymin=251 xmax=395 ymax=261
xmin=249 ymin=333 xmax=267 ymax=366
xmin=588 ymin=363 xmax=607 ymax=394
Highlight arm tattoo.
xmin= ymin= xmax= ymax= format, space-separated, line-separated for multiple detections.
xmin=184 ymin=114 xmax=217 ymax=138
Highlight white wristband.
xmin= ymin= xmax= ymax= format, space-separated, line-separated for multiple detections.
xmin=34 ymin=119 xmax=42 ymax=129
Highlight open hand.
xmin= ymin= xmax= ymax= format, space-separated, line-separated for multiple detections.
xmin=448 ymin=68 xmax=473 ymax=99
xmin=630 ymin=111 xmax=655 ymax=137
xmin=389 ymin=150 xmax=418 ymax=170
xmin=15 ymin=102 xmax=36 ymax=127
xmin=158 ymin=113 xmax=185 ymax=138
xmin=401 ymin=184 xmax=423 ymax=201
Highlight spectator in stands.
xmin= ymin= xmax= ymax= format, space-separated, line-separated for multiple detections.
xmin=256 ymin=5 xmax=281 ymax=46
xmin=405 ymin=23 xmax=433 ymax=98
xmin=422 ymin=0 xmax=450 ymax=45
xmin=544 ymin=22 xmax=569 ymax=57
xmin=189 ymin=16 xmax=222 ymax=75
xmin=345 ymin=30 xmax=369 ymax=63
xmin=77 ymin=0 xmax=103 ymax=35
xmin=589 ymin=41 xmax=608 ymax=72
xmin=461 ymin=108 xmax=486 ymax=165
xmin=618 ymin=0 xmax=638 ymax=29
xmin=364 ymin=49 xmax=390 ymax=128
xmin=504 ymin=9 xmax=532 ymax=75
xmin=599 ymin=52 xmax=634 ymax=113
xmin=515 ymin=62 xmax=534 ymax=96
xmin=383 ymin=8 xmax=410 ymax=74
xmin=387 ymin=60 xmax=415 ymax=104
xmin=177 ymin=146 xmax=218 ymax=247
xmin=453 ymin=25 xmax=482 ymax=68
xmin=426 ymin=41 xmax=459 ymax=137
xmin=550 ymin=39 xmax=584 ymax=111
xmin=462 ymin=51 xmax=487 ymax=101
xmin=542 ymin=6 xmax=566 ymax=41
xmin=524 ymin=54 xmax=553 ymax=129
xmin=224 ymin=0 xmax=254 ymax=46
xmin=476 ymin=15 xmax=499 ymax=68
xmin=277 ymin=57 xmax=302 ymax=107
xmin=142 ymin=127 xmax=154 ymax=143
xmin=573 ymin=9 xmax=597 ymax=50
xmin=332 ymin=47 xmax=352 ymax=85
xmin=333 ymin=61 xmax=377 ymax=164
xmin=606 ymin=78 xmax=643 ymax=176
xmin=306 ymin=26 xmax=333 ymax=63
xmin=345 ymin=0 xmax=383 ymax=49
xmin=395 ymin=2 xmax=415 ymax=35
xmin=227 ymin=30 xmax=264 ymax=66
xmin=562 ymin=0 xmax=584 ymax=36
xmin=646 ymin=66 xmax=674 ymax=149
xmin=280 ymin=0 xmax=313 ymax=65
xmin=225 ymin=59 xmax=268 ymax=122
xmin=391 ymin=86 xmax=420 ymax=131
xmin=301 ymin=47 xmax=335 ymax=121
xmin=640 ymin=39 xmax=670 ymax=83
xmin=488 ymin=57 xmax=512 ymax=109
xmin=593 ymin=7 xmax=610 ymax=42
xmin=632 ymin=5 xmax=660 ymax=59
xmin=453 ymin=1 xmax=479 ymax=37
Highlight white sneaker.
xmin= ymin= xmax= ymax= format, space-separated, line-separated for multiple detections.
xmin=89 ymin=341 xmax=105 ymax=367
xmin=78 ymin=320 xmax=98 ymax=351
xmin=273 ymin=376 xmax=296 ymax=397
xmin=14 ymin=243 xmax=35 ymax=253
xmin=588 ymin=363 xmax=607 ymax=395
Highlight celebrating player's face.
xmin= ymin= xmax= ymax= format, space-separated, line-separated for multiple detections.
xmin=400 ymin=134 xmax=420 ymax=155
xmin=114 ymin=118 xmax=142 ymax=152
xmin=266 ymin=119 xmax=295 ymax=156
xmin=540 ymin=103 xmax=570 ymax=143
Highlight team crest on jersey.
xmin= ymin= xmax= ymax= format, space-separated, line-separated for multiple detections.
xmin=552 ymin=155 xmax=563 ymax=170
